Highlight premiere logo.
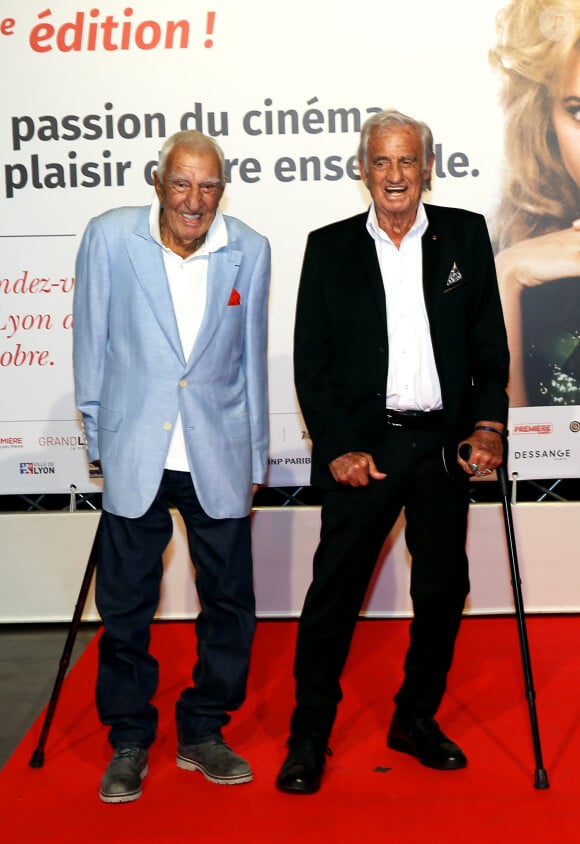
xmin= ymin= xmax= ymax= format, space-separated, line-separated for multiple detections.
xmin=0 ymin=436 xmax=24 ymax=449
xmin=512 ymin=423 xmax=552 ymax=435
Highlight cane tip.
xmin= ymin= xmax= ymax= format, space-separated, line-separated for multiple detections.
xmin=29 ymin=749 xmax=45 ymax=768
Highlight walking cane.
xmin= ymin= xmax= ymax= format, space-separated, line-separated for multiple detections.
xmin=460 ymin=440 xmax=549 ymax=789
xmin=29 ymin=518 xmax=101 ymax=768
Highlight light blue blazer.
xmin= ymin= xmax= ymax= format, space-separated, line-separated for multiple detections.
xmin=73 ymin=205 xmax=270 ymax=519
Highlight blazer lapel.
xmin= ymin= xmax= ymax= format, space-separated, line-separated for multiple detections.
xmin=421 ymin=205 xmax=468 ymax=329
xmin=126 ymin=224 xmax=185 ymax=363
xmin=421 ymin=206 xmax=448 ymax=301
xmin=186 ymin=246 xmax=242 ymax=367
xmin=355 ymin=216 xmax=387 ymax=322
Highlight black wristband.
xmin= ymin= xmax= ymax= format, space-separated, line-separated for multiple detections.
xmin=473 ymin=425 xmax=506 ymax=438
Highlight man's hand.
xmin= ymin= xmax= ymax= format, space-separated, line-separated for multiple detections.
xmin=457 ymin=421 xmax=505 ymax=477
xmin=329 ymin=451 xmax=387 ymax=487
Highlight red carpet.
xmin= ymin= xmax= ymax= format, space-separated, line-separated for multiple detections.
xmin=2 ymin=616 xmax=580 ymax=842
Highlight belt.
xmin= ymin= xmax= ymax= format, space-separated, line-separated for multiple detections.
xmin=385 ymin=409 xmax=444 ymax=430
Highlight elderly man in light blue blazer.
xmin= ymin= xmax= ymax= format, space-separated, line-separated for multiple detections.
xmin=73 ymin=130 xmax=270 ymax=804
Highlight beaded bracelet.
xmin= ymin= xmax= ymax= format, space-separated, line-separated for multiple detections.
xmin=473 ymin=425 xmax=507 ymax=438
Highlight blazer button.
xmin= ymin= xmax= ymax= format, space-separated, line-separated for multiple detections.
xmin=164 ymin=422 xmax=172 ymax=431
xmin=179 ymin=379 xmax=187 ymax=387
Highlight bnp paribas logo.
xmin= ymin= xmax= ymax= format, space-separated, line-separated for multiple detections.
xmin=19 ymin=461 xmax=56 ymax=475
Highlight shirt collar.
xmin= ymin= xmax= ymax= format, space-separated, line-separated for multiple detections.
xmin=366 ymin=200 xmax=429 ymax=244
xmin=149 ymin=195 xmax=228 ymax=257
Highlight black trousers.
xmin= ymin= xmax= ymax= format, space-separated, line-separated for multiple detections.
xmin=290 ymin=425 xmax=470 ymax=742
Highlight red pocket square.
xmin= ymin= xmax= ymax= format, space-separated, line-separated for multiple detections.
xmin=228 ymin=289 xmax=241 ymax=306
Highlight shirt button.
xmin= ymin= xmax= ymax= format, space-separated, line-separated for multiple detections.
xmin=179 ymin=379 xmax=187 ymax=387
xmin=164 ymin=422 xmax=172 ymax=431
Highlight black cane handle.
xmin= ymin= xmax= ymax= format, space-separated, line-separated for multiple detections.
xmin=458 ymin=443 xmax=472 ymax=461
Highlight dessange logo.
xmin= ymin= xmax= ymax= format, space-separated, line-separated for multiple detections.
xmin=513 ymin=449 xmax=571 ymax=460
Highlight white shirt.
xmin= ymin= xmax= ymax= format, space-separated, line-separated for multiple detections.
xmin=149 ymin=198 xmax=228 ymax=470
xmin=366 ymin=202 xmax=443 ymax=412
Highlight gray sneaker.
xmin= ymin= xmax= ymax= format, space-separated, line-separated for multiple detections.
xmin=177 ymin=738 xmax=252 ymax=785
xmin=99 ymin=746 xmax=149 ymax=803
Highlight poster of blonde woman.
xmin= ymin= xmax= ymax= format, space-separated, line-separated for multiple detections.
xmin=490 ymin=0 xmax=580 ymax=480
xmin=491 ymin=0 xmax=580 ymax=408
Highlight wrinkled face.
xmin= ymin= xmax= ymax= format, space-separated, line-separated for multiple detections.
xmin=552 ymin=48 xmax=580 ymax=190
xmin=154 ymin=145 xmax=224 ymax=256
xmin=358 ymin=125 xmax=433 ymax=231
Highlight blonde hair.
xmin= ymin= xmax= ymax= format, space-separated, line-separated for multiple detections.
xmin=490 ymin=0 xmax=580 ymax=249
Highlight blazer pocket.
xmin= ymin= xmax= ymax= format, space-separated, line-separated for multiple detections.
xmin=225 ymin=413 xmax=250 ymax=438
xmin=98 ymin=406 xmax=124 ymax=432
xmin=443 ymin=279 xmax=467 ymax=294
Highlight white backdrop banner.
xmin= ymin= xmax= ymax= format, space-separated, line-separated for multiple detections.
xmin=1 ymin=0 xmax=579 ymax=493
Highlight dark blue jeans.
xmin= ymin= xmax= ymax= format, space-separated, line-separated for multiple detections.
xmin=95 ymin=470 xmax=256 ymax=749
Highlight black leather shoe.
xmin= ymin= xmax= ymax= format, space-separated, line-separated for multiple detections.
xmin=276 ymin=737 xmax=330 ymax=794
xmin=387 ymin=715 xmax=467 ymax=770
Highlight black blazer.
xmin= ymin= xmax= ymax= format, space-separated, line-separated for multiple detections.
xmin=293 ymin=204 xmax=510 ymax=487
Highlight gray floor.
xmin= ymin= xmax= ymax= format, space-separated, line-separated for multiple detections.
xmin=0 ymin=622 xmax=99 ymax=769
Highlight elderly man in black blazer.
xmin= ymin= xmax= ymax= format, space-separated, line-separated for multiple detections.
xmin=276 ymin=109 xmax=509 ymax=794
